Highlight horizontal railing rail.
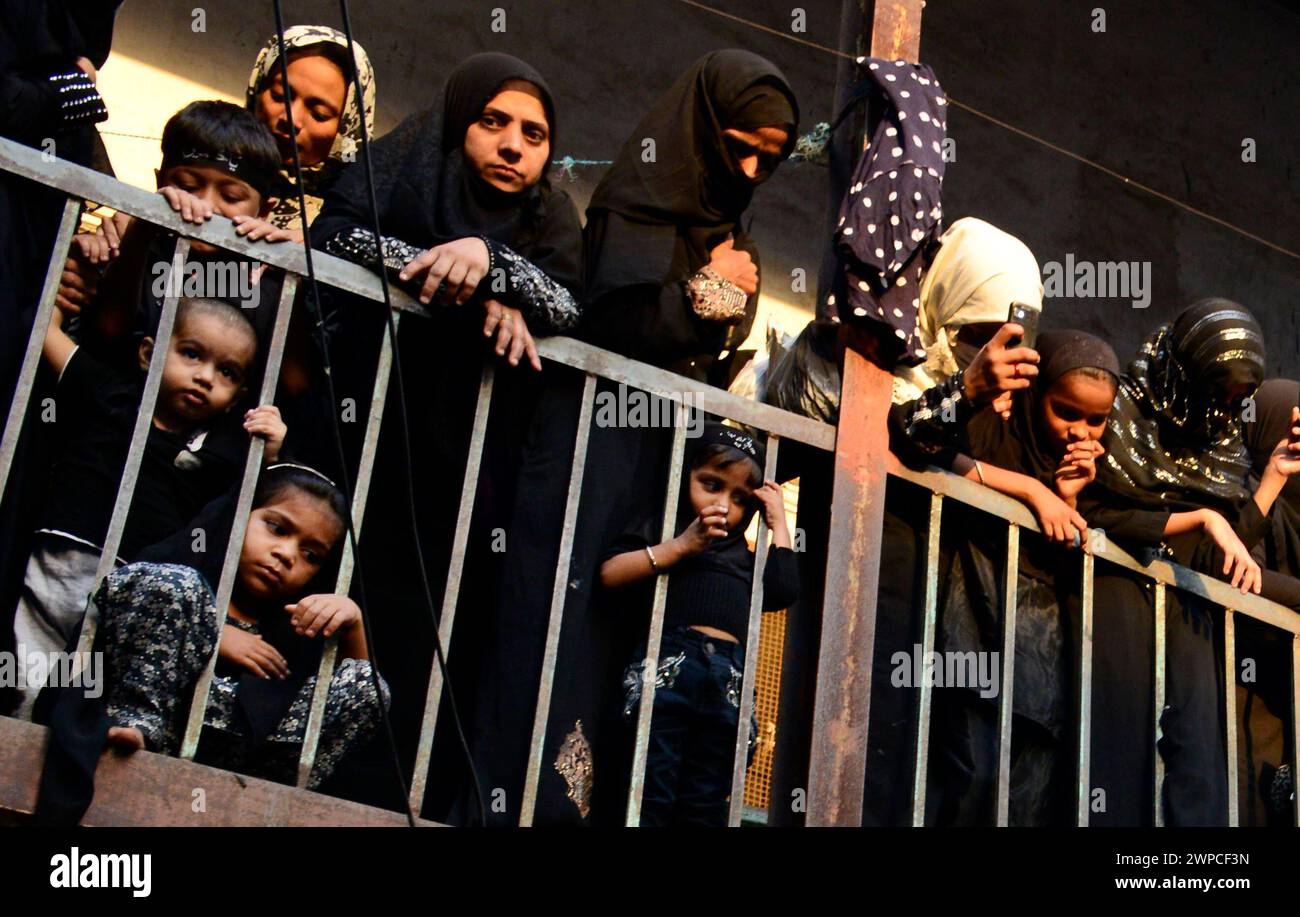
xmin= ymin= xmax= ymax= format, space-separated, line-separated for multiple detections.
xmin=2 ymin=136 xmax=1296 ymax=828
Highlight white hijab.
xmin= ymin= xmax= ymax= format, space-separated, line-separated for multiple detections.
xmin=892 ymin=217 xmax=1044 ymax=404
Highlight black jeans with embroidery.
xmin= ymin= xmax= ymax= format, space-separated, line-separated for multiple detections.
xmin=622 ymin=626 xmax=755 ymax=827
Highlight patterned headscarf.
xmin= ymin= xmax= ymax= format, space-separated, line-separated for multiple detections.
xmin=892 ymin=217 xmax=1043 ymax=404
xmin=245 ymin=24 xmax=377 ymax=231
xmin=1100 ymin=298 xmax=1266 ymax=508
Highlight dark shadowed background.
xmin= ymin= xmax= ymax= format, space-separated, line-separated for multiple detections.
xmin=104 ymin=0 xmax=1298 ymax=371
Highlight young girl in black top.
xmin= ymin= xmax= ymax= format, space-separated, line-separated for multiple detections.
xmin=599 ymin=424 xmax=798 ymax=826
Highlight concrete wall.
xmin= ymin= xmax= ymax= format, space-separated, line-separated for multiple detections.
xmin=99 ymin=0 xmax=1299 ymax=372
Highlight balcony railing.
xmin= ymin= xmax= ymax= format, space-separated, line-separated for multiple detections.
xmin=0 ymin=135 xmax=1296 ymax=827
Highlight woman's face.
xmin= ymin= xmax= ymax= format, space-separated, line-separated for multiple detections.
xmin=722 ymin=126 xmax=789 ymax=184
xmin=463 ymin=80 xmax=551 ymax=194
xmin=1037 ymin=372 xmax=1116 ymax=457
xmin=256 ymin=51 xmax=348 ymax=167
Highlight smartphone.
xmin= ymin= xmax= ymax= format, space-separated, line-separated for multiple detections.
xmin=1007 ymin=301 xmax=1039 ymax=349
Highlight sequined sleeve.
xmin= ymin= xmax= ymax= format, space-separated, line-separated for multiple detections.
xmin=319 ymin=228 xmax=580 ymax=334
xmin=890 ymin=370 xmax=976 ymax=456
xmin=318 ymin=225 xmax=425 ymax=275
xmin=480 ymin=238 xmax=581 ymax=335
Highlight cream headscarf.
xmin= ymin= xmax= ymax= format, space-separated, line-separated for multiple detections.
xmin=892 ymin=217 xmax=1044 ymax=404
xmin=245 ymin=25 xmax=377 ymax=231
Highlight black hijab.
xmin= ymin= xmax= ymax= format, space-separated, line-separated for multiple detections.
xmin=583 ymin=49 xmax=798 ymax=303
xmin=967 ymin=329 xmax=1121 ymax=486
xmin=1099 ymin=298 xmax=1266 ymax=510
xmin=312 ymin=52 xmax=582 ymax=294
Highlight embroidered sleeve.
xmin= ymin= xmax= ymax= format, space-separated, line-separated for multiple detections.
xmin=685 ymin=266 xmax=749 ymax=323
xmin=480 ymin=237 xmax=580 ymax=335
xmin=319 ymin=225 xmax=424 ymax=275
xmin=895 ymin=370 xmax=974 ymax=450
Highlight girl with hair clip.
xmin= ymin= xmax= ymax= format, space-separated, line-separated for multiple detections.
xmin=599 ymin=422 xmax=798 ymax=827
xmin=110 ymin=463 xmax=389 ymax=789
xmin=36 ymin=463 xmax=390 ymax=822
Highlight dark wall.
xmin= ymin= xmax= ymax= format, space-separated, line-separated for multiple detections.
xmin=923 ymin=0 xmax=1300 ymax=374
xmin=109 ymin=0 xmax=1299 ymax=372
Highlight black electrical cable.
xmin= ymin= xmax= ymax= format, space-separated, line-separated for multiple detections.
xmin=332 ymin=0 xmax=487 ymax=826
xmin=268 ymin=1 xmax=414 ymax=827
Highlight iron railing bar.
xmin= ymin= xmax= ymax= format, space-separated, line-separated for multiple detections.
xmin=519 ymin=373 xmax=599 ymax=825
xmin=1223 ymin=608 xmax=1239 ymax=827
xmin=409 ymin=360 xmax=496 ymax=812
xmin=994 ymin=522 xmax=1020 ymax=827
xmin=891 ymin=464 xmax=1299 ymax=635
xmin=727 ymin=434 xmax=781 ymax=827
xmin=0 ymin=198 xmax=80 ymax=499
xmin=296 ymin=310 xmax=403 ymax=787
xmin=0 ymin=137 xmax=416 ymax=313
xmin=626 ymin=406 xmax=690 ymax=827
xmin=0 ymin=139 xmax=838 ymax=453
xmin=72 ymin=237 xmax=190 ymax=663
xmin=180 ymin=273 xmax=299 ymax=759
xmin=1076 ymin=548 xmax=1095 ymax=826
xmin=533 ymin=337 xmax=835 ymax=452
xmin=909 ymin=492 xmax=943 ymax=826
xmin=1153 ymin=582 xmax=1167 ymax=827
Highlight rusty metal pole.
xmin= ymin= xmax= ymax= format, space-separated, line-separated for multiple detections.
xmin=805 ymin=0 xmax=924 ymax=827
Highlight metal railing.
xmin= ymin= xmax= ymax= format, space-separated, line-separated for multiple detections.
xmin=1 ymin=135 xmax=1297 ymax=827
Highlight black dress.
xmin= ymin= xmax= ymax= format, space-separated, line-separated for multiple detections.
xmin=309 ymin=53 xmax=584 ymax=819
xmin=463 ymin=50 xmax=799 ymax=826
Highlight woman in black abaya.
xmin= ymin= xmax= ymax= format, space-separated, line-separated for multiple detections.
xmin=464 ymin=50 xmax=798 ymax=826
xmin=1081 ymin=299 xmax=1300 ymax=825
xmin=310 ymin=53 xmax=583 ymax=816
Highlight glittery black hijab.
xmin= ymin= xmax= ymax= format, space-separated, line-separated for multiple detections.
xmin=584 ymin=49 xmax=798 ymax=302
xmin=1099 ymin=298 xmax=1266 ymax=508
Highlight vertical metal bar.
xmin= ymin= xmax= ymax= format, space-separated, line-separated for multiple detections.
xmin=518 ymin=372 xmax=599 ymax=825
xmin=909 ymin=492 xmax=943 ymax=826
xmin=0 ymin=198 xmax=80 ymax=499
xmin=73 ymin=237 xmax=191 ymax=662
xmin=993 ymin=523 xmax=1020 ymax=827
xmin=807 ymin=0 xmax=924 ymax=827
xmin=625 ymin=404 xmax=690 ymax=827
xmin=408 ymin=359 xmax=496 ymax=811
xmin=1076 ymin=549 xmax=1095 ymax=826
xmin=1291 ymin=635 xmax=1300 ymax=828
xmin=179 ymin=273 xmax=298 ymax=758
xmin=727 ymin=435 xmax=781 ymax=827
xmin=1153 ymin=582 xmax=1167 ymax=827
xmin=1223 ymin=608 xmax=1239 ymax=827
xmin=296 ymin=310 xmax=402 ymax=788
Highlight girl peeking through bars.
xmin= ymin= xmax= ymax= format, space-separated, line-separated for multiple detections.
xmin=35 ymin=464 xmax=390 ymax=825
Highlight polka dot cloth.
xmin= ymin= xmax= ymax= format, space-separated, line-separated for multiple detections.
xmin=831 ymin=58 xmax=948 ymax=367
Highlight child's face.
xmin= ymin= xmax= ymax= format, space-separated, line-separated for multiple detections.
xmin=156 ymin=164 xmax=267 ymax=253
xmin=256 ymin=53 xmax=347 ymax=167
xmin=463 ymin=81 xmax=551 ymax=194
xmin=688 ymin=456 xmax=757 ymax=533
xmin=139 ymin=310 xmax=256 ymax=431
xmin=237 ymin=490 xmax=344 ymax=605
xmin=1038 ymin=372 xmax=1115 ymax=457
